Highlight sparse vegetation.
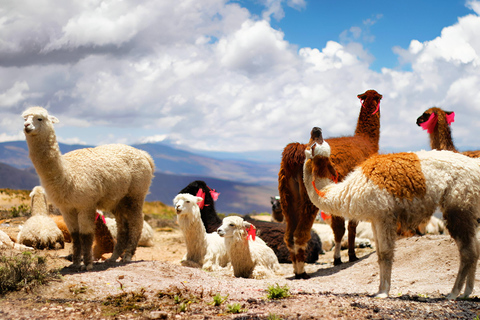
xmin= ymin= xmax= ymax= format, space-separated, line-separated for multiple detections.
xmin=226 ymin=302 xmax=246 ymax=314
xmin=0 ymin=251 xmax=57 ymax=294
xmin=266 ymin=283 xmax=290 ymax=300
xmin=268 ymin=313 xmax=284 ymax=320
xmin=103 ymin=288 xmax=148 ymax=311
xmin=210 ymin=292 xmax=229 ymax=306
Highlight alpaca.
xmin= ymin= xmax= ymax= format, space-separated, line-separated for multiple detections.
xmin=22 ymin=107 xmax=155 ymax=270
xmin=270 ymin=196 xmax=283 ymax=223
xmin=303 ymin=127 xmax=480 ymax=299
xmin=417 ymin=107 xmax=480 ymax=157
xmin=279 ymin=89 xmax=382 ymax=278
xmin=217 ymin=216 xmax=280 ymax=279
xmin=17 ymin=186 xmax=64 ymax=250
xmin=92 ymin=211 xmax=116 ymax=261
xmin=178 ymin=180 xmax=322 ymax=263
xmin=50 ymin=215 xmax=71 ymax=242
xmin=0 ymin=230 xmax=33 ymax=251
xmin=174 ymin=193 xmax=229 ymax=270
xmin=178 ymin=180 xmax=221 ymax=233
xmin=311 ymin=221 xmax=372 ymax=252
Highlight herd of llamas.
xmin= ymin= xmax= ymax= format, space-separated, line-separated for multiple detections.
xmin=7 ymin=93 xmax=480 ymax=299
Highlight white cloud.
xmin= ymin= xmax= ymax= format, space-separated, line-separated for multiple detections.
xmin=1 ymin=0 xmax=480 ymax=156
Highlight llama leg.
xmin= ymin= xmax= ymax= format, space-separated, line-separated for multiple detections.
xmin=121 ymin=198 xmax=144 ymax=262
xmin=78 ymin=209 xmax=96 ymax=270
xmin=331 ymin=215 xmax=346 ymax=265
xmin=371 ymin=220 xmax=396 ymax=298
xmin=347 ymin=219 xmax=359 ymax=262
xmin=62 ymin=210 xmax=82 ymax=268
xmin=293 ymin=204 xmax=317 ymax=279
xmin=444 ymin=208 xmax=480 ymax=299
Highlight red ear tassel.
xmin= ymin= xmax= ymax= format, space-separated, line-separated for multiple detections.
xmin=247 ymin=226 xmax=256 ymax=241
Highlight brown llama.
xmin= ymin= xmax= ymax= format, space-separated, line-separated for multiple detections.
xmin=278 ymin=89 xmax=382 ymax=279
xmin=417 ymin=107 xmax=480 ymax=158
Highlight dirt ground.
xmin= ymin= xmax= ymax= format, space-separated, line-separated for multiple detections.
xmin=1 ymin=216 xmax=480 ymax=319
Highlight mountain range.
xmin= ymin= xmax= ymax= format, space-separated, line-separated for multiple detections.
xmin=0 ymin=141 xmax=281 ymax=214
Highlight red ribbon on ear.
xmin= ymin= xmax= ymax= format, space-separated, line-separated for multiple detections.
xmin=247 ymin=226 xmax=256 ymax=241
xmin=419 ymin=113 xmax=438 ymax=133
xmin=95 ymin=211 xmax=106 ymax=224
xmin=209 ymin=189 xmax=220 ymax=201
xmin=360 ymin=99 xmax=380 ymax=115
xmin=446 ymin=112 xmax=455 ymax=126
xmin=196 ymin=189 xmax=205 ymax=209
xmin=321 ymin=211 xmax=332 ymax=221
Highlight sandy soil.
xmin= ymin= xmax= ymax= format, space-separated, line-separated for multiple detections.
xmin=1 ymin=217 xmax=480 ymax=319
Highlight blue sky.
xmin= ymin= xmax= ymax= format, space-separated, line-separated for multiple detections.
xmin=1 ymin=0 xmax=480 ymax=157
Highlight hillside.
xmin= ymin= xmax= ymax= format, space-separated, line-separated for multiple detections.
xmin=0 ymin=141 xmax=280 ymax=214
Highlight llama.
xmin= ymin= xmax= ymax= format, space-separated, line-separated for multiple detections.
xmin=178 ymin=180 xmax=322 ymax=263
xmin=270 ymin=196 xmax=283 ymax=222
xmin=17 ymin=186 xmax=65 ymax=249
xmin=22 ymin=107 xmax=155 ymax=270
xmin=279 ymin=89 xmax=382 ymax=279
xmin=217 ymin=216 xmax=280 ymax=279
xmin=174 ymin=193 xmax=229 ymax=270
xmin=417 ymin=107 xmax=480 ymax=157
xmin=303 ymin=127 xmax=480 ymax=299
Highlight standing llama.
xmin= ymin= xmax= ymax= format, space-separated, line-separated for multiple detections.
xmin=22 ymin=107 xmax=155 ymax=271
xmin=279 ymin=89 xmax=382 ymax=279
xmin=303 ymin=127 xmax=480 ymax=299
xmin=417 ymin=107 xmax=480 ymax=157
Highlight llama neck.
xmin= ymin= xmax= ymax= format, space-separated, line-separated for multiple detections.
xmin=430 ymin=121 xmax=457 ymax=152
xmin=354 ymin=100 xmax=380 ymax=152
xmin=31 ymin=195 xmax=48 ymax=216
xmin=26 ymin=132 xmax=68 ymax=186
xmin=226 ymin=235 xmax=255 ymax=277
xmin=303 ymin=160 xmax=341 ymax=216
xmin=179 ymin=214 xmax=208 ymax=261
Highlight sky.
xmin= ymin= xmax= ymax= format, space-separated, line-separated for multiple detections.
xmin=1 ymin=0 xmax=480 ymax=158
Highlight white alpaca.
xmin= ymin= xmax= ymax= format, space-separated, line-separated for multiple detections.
xmin=217 ymin=216 xmax=280 ymax=279
xmin=0 ymin=230 xmax=33 ymax=251
xmin=22 ymin=107 xmax=155 ymax=270
xmin=17 ymin=186 xmax=64 ymax=249
xmin=311 ymin=221 xmax=373 ymax=252
xmin=174 ymin=193 xmax=229 ymax=270
xmin=104 ymin=216 xmax=155 ymax=247
xmin=303 ymin=127 xmax=480 ymax=299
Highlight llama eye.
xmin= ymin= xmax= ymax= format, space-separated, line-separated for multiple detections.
xmin=38 ymin=118 xmax=43 ymax=121
xmin=229 ymin=223 xmax=234 ymax=227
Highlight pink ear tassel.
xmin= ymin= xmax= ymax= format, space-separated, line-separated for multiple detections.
xmin=247 ymin=226 xmax=256 ymax=241
xmin=196 ymin=189 xmax=205 ymax=209
xmin=419 ymin=113 xmax=438 ymax=134
xmin=446 ymin=112 xmax=455 ymax=126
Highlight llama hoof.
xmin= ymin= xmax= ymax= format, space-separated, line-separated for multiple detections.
xmin=294 ymin=272 xmax=310 ymax=279
xmin=66 ymin=263 xmax=82 ymax=271
xmin=374 ymin=292 xmax=388 ymax=299
xmin=349 ymin=255 xmax=359 ymax=263
xmin=333 ymin=258 xmax=342 ymax=266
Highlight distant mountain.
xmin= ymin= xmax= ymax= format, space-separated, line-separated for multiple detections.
xmin=0 ymin=141 xmax=280 ymax=214
xmin=0 ymin=141 xmax=279 ymax=185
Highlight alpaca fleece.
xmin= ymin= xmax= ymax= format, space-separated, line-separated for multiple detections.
xmin=22 ymin=107 xmax=154 ymax=271
xmin=303 ymin=132 xmax=480 ymax=299
xmin=17 ymin=186 xmax=64 ymax=250
xmin=278 ymin=89 xmax=382 ymax=278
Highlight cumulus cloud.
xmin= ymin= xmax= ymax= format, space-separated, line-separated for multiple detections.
xmin=1 ymin=0 xmax=480 ymax=156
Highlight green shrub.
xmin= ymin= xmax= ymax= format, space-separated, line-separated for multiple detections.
xmin=266 ymin=283 xmax=290 ymax=300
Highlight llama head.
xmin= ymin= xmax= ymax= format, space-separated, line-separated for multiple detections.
xmin=217 ymin=216 xmax=255 ymax=240
xmin=173 ymin=193 xmax=203 ymax=217
xmin=416 ymin=107 xmax=455 ymax=133
xmin=357 ymin=89 xmax=383 ymax=115
xmin=305 ymin=127 xmax=337 ymax=182
xmin=22 ymin=107 xmax=59 ymax=137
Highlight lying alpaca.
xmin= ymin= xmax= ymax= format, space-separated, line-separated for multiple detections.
xmin=270 ymin=196 xmax=283 ymax=223
xmin=92 ymin=211 xmax=116 ymax=261
xmin=303 ymin=127 xmax=480 ymax=299
xmin=174 ymin=193 xmax=229 ymax=270
xmin=178 ymin=180 xmax=322 ymax=263
xmin=417 ymin=107 xmax=480 ymax=157
xmin=0 ymin=230 xmax=33 ymax=251
xmin=279 ymin=89 xmax=382 ymax=278
xmin=22 ymin=107 xmax=154 ymax=270
xmin=17 ymin=186 xmax=64 ymax=249
xmin=103 ymin=216 xmax=155 ymax=247
xmin=217 ymin=216 xmax=280 ymax=279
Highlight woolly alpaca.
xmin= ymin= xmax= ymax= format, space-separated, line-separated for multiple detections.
xmin=417 ymin=107 xmax=480 ymax=157
xmin=217 ymin=216 xmax=280 ymax=279
xmin=22 ymin=107 xmax=155 ymax=270
xmin=174 ymin=193 xmax=229 ymax=270
xmin=50 ymin=215 xmax=71 ymax=242
xmin=0 ymin=230 xmax=33 ymax=251
xmin=270 ymin=196 xmax=283 ymax=223
xmin=178 ymin=180 xmax=220 ymax=233
xmin=178 ymin=180 xmax=322 ymax=263
xmin=303 ymin=127 xmax=480 ymax=299
xmin=104 ymin=216 xmax=155 ymax=247
xmin=17 ymin=186 xmax=64 ymax=249
xmin=92 ymin=211 xmax=116 ymax=261
xmin=279 ymin=89 xmax=382 ymax=278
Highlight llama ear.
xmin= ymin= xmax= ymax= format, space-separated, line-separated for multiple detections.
xmin=196 ymin=196 xmax=204 ymax=204
xmin=49 ymin=115 xmax=59 ymax=124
